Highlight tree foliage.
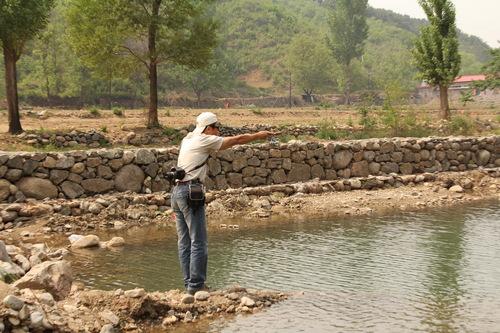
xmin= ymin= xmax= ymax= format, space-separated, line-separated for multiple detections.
xmin=413 ymin=0 xmax=461 ymax=119
xmin=286 ymin=34 xmax=335 ymax=98
xmin=0 ymin=0 xmax=54 ymax=133
xmin=475 ymin=48 xmax=500 ymax=91
xmin=326 ymin=0 xmax=368 ymax=104
xmin=67 ymin=0 xmax=217 ymax=127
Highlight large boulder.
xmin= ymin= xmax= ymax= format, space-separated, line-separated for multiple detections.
xmin=115 ymin=165 xmax=145 ymax=192
xmin=16 ymin=177 xmax=58 ymax=199
xmin=12 ymin=260 xmax=73 ymax=300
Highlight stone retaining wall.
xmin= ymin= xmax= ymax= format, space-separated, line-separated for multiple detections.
xmin=0 ymin=136 xmax=498 ymax=203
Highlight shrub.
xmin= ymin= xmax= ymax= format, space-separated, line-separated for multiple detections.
xmin=88 ymin=106 xmax=100 ymax=117
xmin=459 ymin=90 xmax=474 ymax=106
xmin=448 ymin=115 xmax=473 ymax=135
xmin=249 ymin=105 xmax=263 ymax=115
xmin=100 ymin=126 xmax=108 ymax=133
xmin=112 ymin=107 xmax=124 ymax=117
xmin=357 ymin=106 xmax=376 ymax=130
xmin=316 ymin=120 xmax=338 ymax=140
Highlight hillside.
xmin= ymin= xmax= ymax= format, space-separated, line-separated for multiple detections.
xmin=0 ymin=0 xmax=493 ymax=104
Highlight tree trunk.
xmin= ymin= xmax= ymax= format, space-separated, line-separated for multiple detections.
xmin=196 ymin=90 xmax=202 ymax=107
xmin=439 ymin=84 xmax=450 ymax=119
xmin=3 ymin=46 xmax=23 ymax=134
xmin=148 ymin=63 xmax=159 ymax=128
xmin=344 ymin=64 xmax=351 ymax=105
xmin=147 ymin=0 xmax=161 ymax=128
xmin=288 ymin=72 xmax=292 ymax=109
xmin=107 ymin=70 xmax=112 ymax=110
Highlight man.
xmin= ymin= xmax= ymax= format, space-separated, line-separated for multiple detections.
xmin=172 ymin=112 xmax=276 ymax=295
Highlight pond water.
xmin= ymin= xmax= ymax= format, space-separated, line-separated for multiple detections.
xmin=70 ymin=201 xmax=500 ymax=332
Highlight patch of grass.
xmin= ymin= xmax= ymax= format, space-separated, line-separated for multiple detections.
xmin=314 ymin=101 xmax=333 ymax=110
xmin=88 ymin=106 xmax=100 ymax=117
xmin=112 ymin=107 xmax=124 ymax=117
xmin=100 ymin=126 xmax=108 ymax=133
xmin=316 ymin=120 xmax=339 ymax=140
xmin=248 ymin=105 xmax=264 ymax=115
xmin=164 ymin=109 xmax=172 ymax=117
xmin=448 ymin=115 xmax=474 ymax=135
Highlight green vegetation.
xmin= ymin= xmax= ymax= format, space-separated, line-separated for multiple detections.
xmin=66 ymin=0 xmax=217 ymax=128
xmin=88 ymin=106 xmax=100 ymax=117
xmin=327 ymin=0 xmax=369 ymax=105
xmin=413 ymin=0 xmax=461 ymax=119
xmin=112 ymin=106 xmax=124 ymax=117
xmin=249 ymin=105 xmax=264 ymax=115
xmin=459 ymin=91 xmax=474 ymax=106
xmin=0 ymin=0 xmax=492 ymax=129
xmin=0 ymin=0 xmax=55 ymax=133
xmin=447 ymin=115 xmax=473 ymax=135
xmin=162 ymin=126 xmax=183 ymax=144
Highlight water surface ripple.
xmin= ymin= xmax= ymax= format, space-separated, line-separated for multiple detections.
xmin=70 ymin=202 xmax=500 ymax=333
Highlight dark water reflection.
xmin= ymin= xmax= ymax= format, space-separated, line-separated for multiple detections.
xmin=70 ymin=201 xmax=500 ymax=332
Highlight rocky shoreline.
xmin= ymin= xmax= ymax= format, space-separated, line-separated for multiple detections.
xmin=0 ymin=166 xmax=499 ymax=332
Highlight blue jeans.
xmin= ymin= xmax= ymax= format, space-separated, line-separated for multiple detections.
xmin=171 ymin=184 xmax=207 ymax=291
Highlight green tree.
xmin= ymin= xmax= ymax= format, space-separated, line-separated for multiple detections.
xmin=67 ymin=0 xmax=217 ymax=128
xmin=326 ymin=0 xmax=368 ymax=105
xmin=287 ymin=34 xmax=335 ymax=102
xmin=474 ymin=48 xmax=500 ymax=91
xmin=172 ymin=49 xmax=237 ymax=106
xmin=413 ymin=0 xmax=461 ymax=119
xmin=0 ymin=0 xmax=54 ymax=133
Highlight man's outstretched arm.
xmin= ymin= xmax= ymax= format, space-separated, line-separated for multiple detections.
xmin=220 ymin=131 xmax=277 ymax=150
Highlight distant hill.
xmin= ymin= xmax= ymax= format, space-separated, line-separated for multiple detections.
xmin=213 ymin=0 xmax=491 ymax=93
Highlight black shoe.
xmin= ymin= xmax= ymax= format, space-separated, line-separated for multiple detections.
xmin=187 ymin=284 xmax=210 ymax=295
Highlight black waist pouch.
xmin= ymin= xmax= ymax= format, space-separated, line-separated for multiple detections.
xmin=188 ymin=183 xmax=205 ymax=209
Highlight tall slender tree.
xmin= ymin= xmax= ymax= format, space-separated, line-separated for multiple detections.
xmin=0 ymin=0 xmax=54 ymax=134
xmin=67 ymin=0 xmax=217 ymax=128
xmin=413 ymin=0 xmax=461 ymax=119
xmin=326 ymin=0 xmax=368 ymax=105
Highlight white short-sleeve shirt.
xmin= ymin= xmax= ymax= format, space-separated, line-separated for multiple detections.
xmin=177 ymin=132 xmax=224 ymax=182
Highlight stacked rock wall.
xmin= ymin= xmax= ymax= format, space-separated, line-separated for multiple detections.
xmin=0 ymin=136 xmax=498 ymax=203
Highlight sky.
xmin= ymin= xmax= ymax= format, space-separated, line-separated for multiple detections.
xmin=368 ymin=0 xmax=499 ymax=48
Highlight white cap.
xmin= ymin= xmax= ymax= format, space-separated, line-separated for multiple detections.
xmin=193 ymin=112 xmax=218 ymax=135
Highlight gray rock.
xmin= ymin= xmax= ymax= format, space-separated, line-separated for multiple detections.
xmin=6 ymin=156 xmax=24 ymax=169
xmin=16 ymin=177 xmax=58 ymax=199
xmin=22 ymin=160 xmax=39 ymax=175
xmin=135 ymin=149 xmax=156 ymax=164
xmin=0 ymin=210 xmax=17 ymax=223
xmin=30 ymin=311 xmax=45 ymax=328
xmin=332 ymin=150 xmax=353 ymax=169
xmin=71 ymin=235 xmax=100 ymax=249
xmin=240 ymin=296 xmax=255 ymax=307
xmin=70 ymin=162 xmax=86 ymax=174
xmin=100 ymin=324 xmax=116 ymax=333
xmin=0 ymin=179 xmax=12 ymax=201
xmin=449 ymin=185 xmax=464 ymax=193
xmin=88 ymin=203 xmax=104 ymax=214
xmin=271 ymin=169 xmax=287 ymax=184
xmin=181 ymin=294 xmax=195 ymax=304
xmin=3 ymin=295 xmax=24 ymax=310
xmin=194 ymin=291 xmax=210 ymax=301
xmin=477 ymin=150 xmax=491 ymax=166
xmin=287 ymin=164 xmax=311 ymax=182
xmin=400 ymin=163 xmax=413 ymax=175
xmin=55 ymin=156 xmax=75 ymax=169
xmin=115 ymin=165 xmax=145 ymax=192
xmin=81 ymin=179 xmax=114 ymax=194
xmin=13 ymin=260 xmax=73 ymax=300
xmin=351 ymin=160 xmax=369 ymax=177
xmin=97 ymin=165 xmax=113 ymax=179
xmin=99 ymin=309 xmax=120 ymax=325
xmin=0 ymin=241 xmax=12 ymax=263
xmin=50 ymin=169 xmax=69 ymax=185
xmin=124 ymin=288 xmax=145 ymax=298
xmin=61 ymin=181 xmax=84 ymax=199
xmin=122 ymin=151 xmax=135 ymax=164
xmin=0 ymin=165 xmax=7 ymax=178
xmin=5 ymin=169 xmax=23 ymax=182
xmin=38 ymin=292 xmax=55 ymax=306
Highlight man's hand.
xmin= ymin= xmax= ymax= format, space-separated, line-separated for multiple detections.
xmin=255 ymin=130 xmax=280 ymax=140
